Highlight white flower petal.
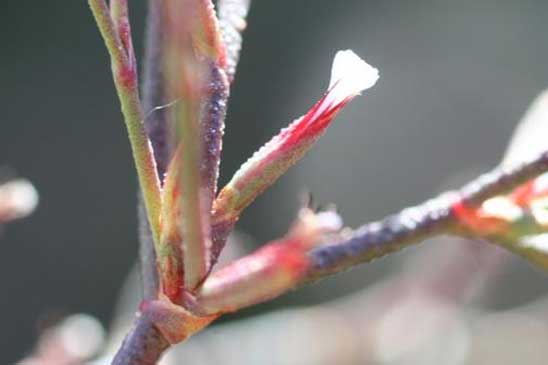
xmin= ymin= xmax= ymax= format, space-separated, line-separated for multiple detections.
xmin=328 ymin=49 xmax=379 ymax=104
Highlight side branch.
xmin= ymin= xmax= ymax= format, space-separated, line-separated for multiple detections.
xmin=142 ymin=0 xmax=172 ymax=177
xmin=138 ymin=0 xmax=166 ymax=300
xmin=89 ymin=0 xmax=162 ymax=246
xmin=111 ymin=151 xmax=548 ymax=363
xmin=306 ymin=151 xmax=548 ymax=281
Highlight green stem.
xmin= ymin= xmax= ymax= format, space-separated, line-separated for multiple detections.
xmin=89 ymin=0 xmax=162 ymax=246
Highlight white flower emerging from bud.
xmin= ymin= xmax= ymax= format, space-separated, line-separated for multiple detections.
xmin=308 ymin=50 xmax=379 ymax=121
xmin=327 ymin=50 xmax=379 ymax=105
xmin=215 ymin=49 xmax=380 ymax=227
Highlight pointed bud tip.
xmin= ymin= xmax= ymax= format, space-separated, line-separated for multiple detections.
xmin=328 ymin=49 xmax=379 ymax=98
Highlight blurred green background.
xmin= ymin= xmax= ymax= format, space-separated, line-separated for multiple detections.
xmin=1 ymin=0 xmax=548 ymax=363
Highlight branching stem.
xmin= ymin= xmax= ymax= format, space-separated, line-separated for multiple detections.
xmin=306 ymin=151 xmax=548 ymax=281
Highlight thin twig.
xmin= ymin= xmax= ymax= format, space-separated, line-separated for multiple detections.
xmin=137 ymin=0 xmax=166 ymax=301
xmin=138 ymin=193 xmax=159 ymax=300
xmin=190 ymin=152 xmax=548 ymax=316
xmin=110 ymin=147 xmax=548 ymax=363
xmin=204 ymin=0 xmax=251 ymax=266
xmin=199 ymin=62 xmax=229 ymax=210
xmin=306 ymin=151 xmax=548 ymax=281
xmin=142 ymin=0 xmax=172 ymax=178
xmin=89 ymin=0 xmax=162 ymax=246
xmin=111 ymin=315 xmax=169 ymax=365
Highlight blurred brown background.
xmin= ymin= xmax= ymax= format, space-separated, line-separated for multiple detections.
xmin=1 ymin=0 xmax=548 ymax=363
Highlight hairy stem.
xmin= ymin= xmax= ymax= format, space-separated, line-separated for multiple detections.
xmin=89 ymin=0 xmax=162 ymax=246
xmin=195 ymin=152 xmax=548 ymax=315
xmin=306 ymin=151 xmax=548 ymax=281
xmin=112 ymin=151 xmax=548 ymax=362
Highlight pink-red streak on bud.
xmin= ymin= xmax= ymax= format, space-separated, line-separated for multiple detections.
xmin=212 ymin=50 xmax=379 ymax=228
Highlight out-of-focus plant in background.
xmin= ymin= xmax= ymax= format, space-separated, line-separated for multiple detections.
xmin=0 ymin=176 xmax=37 ymax=225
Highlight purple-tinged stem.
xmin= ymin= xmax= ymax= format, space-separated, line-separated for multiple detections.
xmin=196 ymin=0 xmax=230 ymax=207
xmin=306 ymin=151 xmax=548 ymax=281
xmin=111 ymin=315 xmax=169 ymax=365
xmin=210 ymin=219 xmax=236 ymax=268
xmin=142 ymin=0 xmax=172 ymax=178
xmin=200 ymin=61 xmax=229 ymax=234
xmin=138 ymin=0 xmax=166 ymax=301
xmin=195 ymin=61 xmax=229 ymax=286
xmin=197 ymin=152 xmax=548 ymax=316
xmin=204 ymin=0 xmax=252 ymax=266
xmin=112 ymin=152 xmax=548 ymax=363
xmin=307 ymin=193 xmax=458 ymax=280
xmin=138 ymin=193 xmax=159 ymax=300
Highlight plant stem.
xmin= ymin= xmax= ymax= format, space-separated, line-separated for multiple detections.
xmin=306 ymin=151 xmax=548 ymax=281
xmin=205 ymin=0 xmax=255 ymax=266
xmin=111 ymin=315 xmax=169 ymax=365
xmin=112 ymin=151 xmax=548 ymax=362
xmin=138 ymin=193 xmax=159 ymax=300
xmin=89 ymin=0 xmax=162 ymax=246
xmin=138 ymin=0 xmax=168 ymax=301
xmin=142 ymin=0 xmax=172 ymax=177
xmin=194 ymin=152 xmax=548 ymax=315
xmin=162 ymin=0 xmax=213 ymax=290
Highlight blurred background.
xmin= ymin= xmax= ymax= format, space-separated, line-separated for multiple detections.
xmin=2 ymin=0 xmax=548 ymax=364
